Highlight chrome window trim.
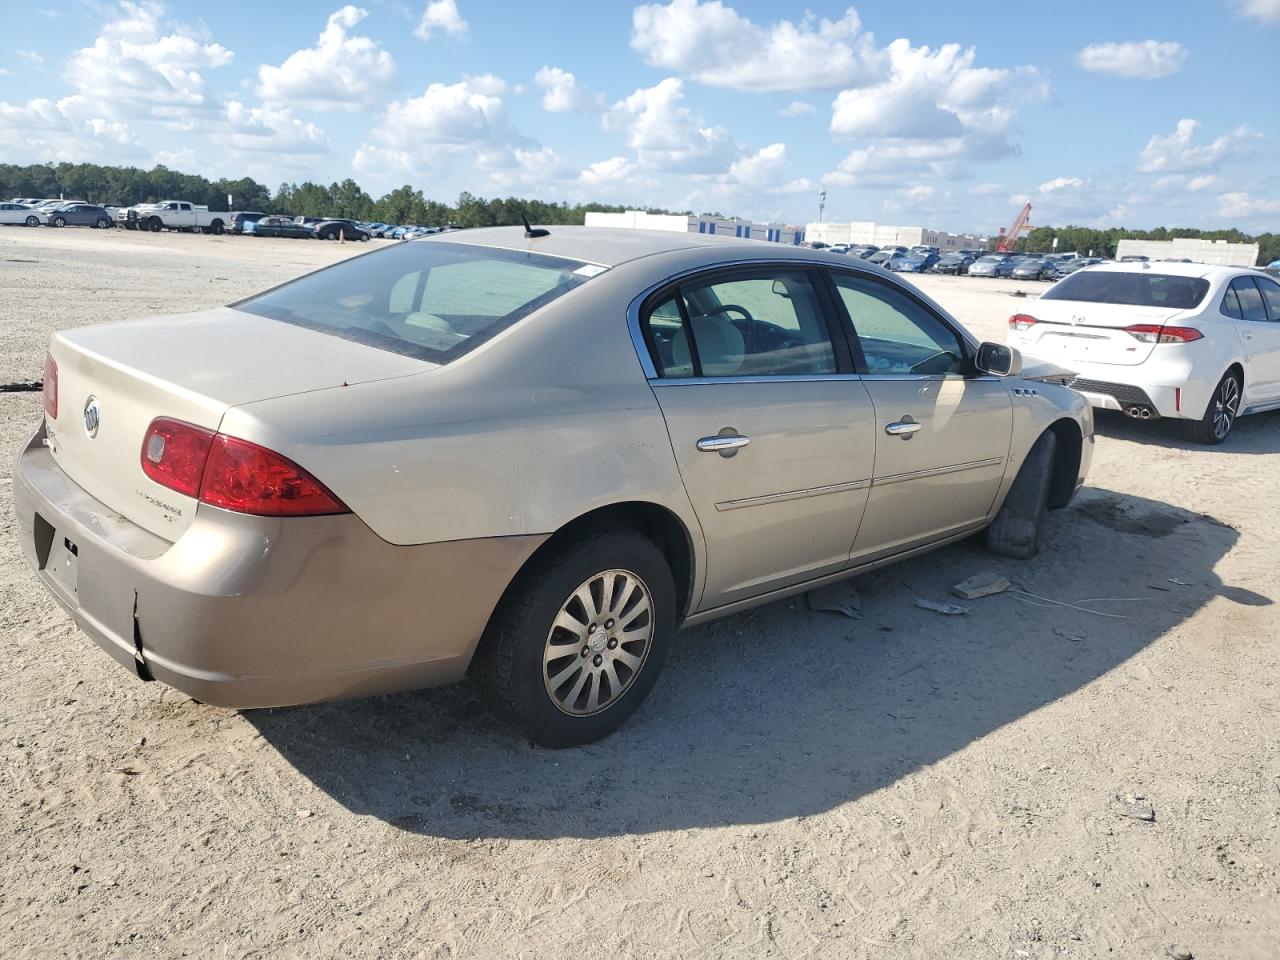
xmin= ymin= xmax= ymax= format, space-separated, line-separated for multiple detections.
xmin=625 ymin=255 xmax=977 ymax=382
xmin=715 ymin=478 xmax=871 ymax=512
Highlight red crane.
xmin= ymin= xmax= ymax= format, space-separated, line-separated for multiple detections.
xmin=995 ymin=202 xmax=1034 ymax=252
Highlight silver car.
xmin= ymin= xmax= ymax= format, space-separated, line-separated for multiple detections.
xmin=14 ymin=227 xmax=1093 ymax=746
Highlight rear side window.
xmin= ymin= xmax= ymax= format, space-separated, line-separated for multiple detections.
xmin=236 ymin=241 xmax=597 ymax=363
xmin=1231 ymin=277 xmax=1268 ymax=322
xmin=643 ymin=270 xmax=836 ymax=378
xmin=1043 ymin=271 xmax=1210 ymax=309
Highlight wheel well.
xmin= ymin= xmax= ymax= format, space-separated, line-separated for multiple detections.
xmin=1227 ymin=362 xmax=1245 ymax=392
xmin=1045 ymin=419 xmax=1082 ymax=510
xmin=523 ymin=503 xmax=696 ymax=620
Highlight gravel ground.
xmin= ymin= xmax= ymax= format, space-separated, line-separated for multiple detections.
xmin=1 ymin=228 xmax=1277 ymax=959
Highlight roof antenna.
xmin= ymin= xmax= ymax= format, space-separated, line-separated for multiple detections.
xmin=521 ymin=214 xmax=549 ymax=239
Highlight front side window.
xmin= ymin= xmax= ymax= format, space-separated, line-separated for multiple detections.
xmin=643 ymin=270 xmax=837 ymax=378
xmin=236 ymin=241 xmax=597 ymax=363
xmin=832 ymin=273 xmax=966 ymax=376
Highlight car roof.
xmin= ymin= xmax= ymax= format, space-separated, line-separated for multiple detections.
xmin=1080 ymin=260 xmax=1252 ymax=281
xmin=422 ymin=225 xmax=813 ymax=268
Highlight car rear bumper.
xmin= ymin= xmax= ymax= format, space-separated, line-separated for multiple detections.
xmin=1020 ymin=350 xmax=1208 ymax=421
xmin=13 ymin=424 xmax=545 ymax=708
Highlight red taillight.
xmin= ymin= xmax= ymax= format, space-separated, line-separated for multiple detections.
xmin=42 ymin=353 xmax=58 ymax=419
xmin=141 ymin=418 xmax=216 ymax=498
xmin=1124 ymin=324 xmax=1203 ymax=344
xmin=140 ymin=419 xmax=349 ymax=517
xmin=1009 ymin=313 xmax=1038 ymax=331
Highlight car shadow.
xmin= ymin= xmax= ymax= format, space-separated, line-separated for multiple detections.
xmin=247 ymin=487 xmax=1262 ymax=840
xmin=1093 ymin=406 xmax=1280 ymax=454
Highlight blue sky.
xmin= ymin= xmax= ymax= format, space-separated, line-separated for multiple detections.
xmin=2 ymin=0 xmax=1278 ymax=232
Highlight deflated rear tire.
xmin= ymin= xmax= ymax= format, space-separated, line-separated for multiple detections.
xmin=986 ymin=430 xmax=1056 ymax=560
xmin=474 ymin=528 xmax=675 ymax=748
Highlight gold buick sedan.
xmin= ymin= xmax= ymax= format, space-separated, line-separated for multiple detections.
xmin=15 ymin=226 xmax=1092 ymax=746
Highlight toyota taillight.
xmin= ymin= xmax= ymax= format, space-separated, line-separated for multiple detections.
xmin=42 ymin=353 xmax=58 ymax=419
xmin=1008 ymin=313 xmax=1038 ymax=331
xmin=140 ymin=418 xmax=349 ymax=517
xmin=1124 ymin=324 xmax=1203 ymax=344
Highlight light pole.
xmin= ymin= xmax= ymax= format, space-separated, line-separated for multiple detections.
xmin=817 ymin=186 xmax=827 ymax=223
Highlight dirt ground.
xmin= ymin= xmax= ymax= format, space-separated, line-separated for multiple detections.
xmin=1 ymin=228 xmax=1277 ymax=960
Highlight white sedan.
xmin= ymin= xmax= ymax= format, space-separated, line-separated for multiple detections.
xmin=0 ymin=202 xmax=46 ymax=227
xmin=1007 ymin=262 xmax=1280 ymax=443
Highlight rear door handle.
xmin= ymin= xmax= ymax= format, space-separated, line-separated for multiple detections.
xmin=885 ymin=417 xmax=921 ymax=439
xmin=697 ymin=434 xmax=751 ymax=455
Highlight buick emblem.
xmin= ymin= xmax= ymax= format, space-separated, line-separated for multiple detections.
xmin=83 ymin=396 xmax=101 ymax=439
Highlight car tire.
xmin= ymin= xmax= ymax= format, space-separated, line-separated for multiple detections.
xmin=1182 ymin=370 xmax=1241 ymax=445
xmin=474 ymin=528 xmax=676 ymax=748
xmin=210 ymin=220 xmax=224 ymax=235
xmin=52 ymin=216 xmax=66 ymax=228
xmin=986 ymin=430 xmax=1056 ymax=560
xmin=148 ymin=217 xmax=162 ymax=233
xmin=25 ymin=216 xmax=39 ymax=227
xmin=95 ymin=217 xmax=110 ymax=229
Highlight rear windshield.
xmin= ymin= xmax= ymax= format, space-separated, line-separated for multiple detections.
xmin=235 ymin=241 xmax=597 ymax=363
xmin=1042 ymin=271 xmax=1209 ymax=309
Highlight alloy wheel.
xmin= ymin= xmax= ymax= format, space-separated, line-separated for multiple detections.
xmin=542 ymin=569 xmax=654 ymax=717
xmin=1213 ymin=376 xmax=1240 ymax=440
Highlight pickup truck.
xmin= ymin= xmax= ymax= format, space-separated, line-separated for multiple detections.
xmin=116 ymin=200 xmax=228 ymax=235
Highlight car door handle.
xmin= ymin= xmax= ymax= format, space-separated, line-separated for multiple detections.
xmin=885 ymin=417 xmax=922 ymax=439
xmin=697 ymin=434 xmax=751 ymax=454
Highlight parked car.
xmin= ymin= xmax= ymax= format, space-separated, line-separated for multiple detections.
xmin=1048 ymin=257 xmax=1104 ymax=280
xmin=1008 ymin=262 xmax=1280 ymax=443
xmin=890 ymin=252 xmax=940 ymax=273
xmin=929 ymin=252 xmax=976 ymax=275
xmin=849 ymin=245 xmax=879 ymax=259
xmin=362 ymin=222 xmax=391 ymax=237
xmin=1263 ymin=259 xmax=1280 ymax=278
xmin=968 ymin=255 xmax=1019 ymax=278
xmin=44 ymin=202 xmax=114 ymax=229
xmin=294 ymin=216 xmax=325 ymax=228
xmin=314 ymin=219 xmax=371 ymax=242
xmin=118 ymin=200 xmax=228 ymax=234
xmin=15 ymin=227 xmax=1091 ymax=746
xmin=230 ymin=211 xmax=268 ymax=235
xmin=866 ymin=250 xmax=894 ymax=266
xmin=1011 ymin=258 xmax=1057 ymax=281
xmin=245 ymin=215 xmax=315 ymax=239
xmin=0 ymin=202 xmax=47 ymax=227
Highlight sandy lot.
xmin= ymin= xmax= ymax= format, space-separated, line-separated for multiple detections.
xmin=1 ymin=228 xmax=1277 ymax=960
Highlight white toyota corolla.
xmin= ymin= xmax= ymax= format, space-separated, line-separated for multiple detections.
xmin=1007 ymin=262 xmax=1280 ymax=443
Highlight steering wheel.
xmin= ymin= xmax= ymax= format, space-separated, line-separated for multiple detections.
xmin=699 ymin=303 xmax=759 ymax=354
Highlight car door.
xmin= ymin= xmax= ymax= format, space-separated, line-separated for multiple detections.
xmin=639 ymin=266 xmax=878 ymax=610
xmin=1223 ymin=276 xmax=1280 ymax=403
xmin=0 ymin=203 xmax=17 ymax=225
xmin=66 ymin=205 xmax=89 ymax=225
xmin=826 ymin=270 xmax=1013 ymax=563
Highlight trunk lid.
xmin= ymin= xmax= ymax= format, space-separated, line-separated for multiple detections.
xmin=1016 ymin=299 xmax=1187 ymax=367
xmin=46 ymin=307 xmax=432 ymax=541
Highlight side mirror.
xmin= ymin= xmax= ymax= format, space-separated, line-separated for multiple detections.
xmin=974 ymin=341 xmax=1022 ymax=377
xmin=771 ymin=279 xmax=792 ymax=299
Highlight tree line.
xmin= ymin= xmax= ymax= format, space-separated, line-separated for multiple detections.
xmin=2 ymin=160 xmax=1275 ymax=263
xmin=0 ymin=161 xmax=686 ymax=229
xmin=1019 ymin=225 xmax=1278 ymax=266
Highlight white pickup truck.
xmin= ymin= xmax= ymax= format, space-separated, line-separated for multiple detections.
xmin=116 ymin=200 xmax=228 ymax=235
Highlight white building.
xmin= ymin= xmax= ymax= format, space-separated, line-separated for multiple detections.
xmin=804 ymin=220 xmax=988 ymax=252
xmin=1115 ymin=238 xmax=1259 ymax=267
xmin=583 ymin=210 xmax=804 ymax=244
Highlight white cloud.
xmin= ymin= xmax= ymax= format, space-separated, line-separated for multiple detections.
xmin=219 ymin=100 xmax=328 ymax=154
xmin=579 ymin=156 xmax=636 ymax=185
xmin=1186 ymin=174 xmax=1218 ymax=191
xmin=0 ymin=97 xmax=142 ymax=164
xmin=415 ymin=0 xmax=468 ymax=40
xmin=1039 ymin=176 xmax=1084 ymax=194
xmin=603 ymin=77 xmax=732 ymax=173
xmin=1234 ymin=0 xmax=1280 ymax=22
xmin=256 ymin=6 xmax=396 ymax=111
xmin=780 ymin=101 xmax=815 ymax=117
xmin=533 ymin=67 xmax=603 ymax=112
xmin=1076 ymin=41 xmax=1187 ymax=79
xmin=971 ymin=182 xmax=1003 ymax=195
xmin=18 ymin=50 xmax=44 ymax=65
xmin=631 ymin=0 xmax=877 ymax=92
xmin=725 ymin=142 xmax=788 ymax=186
xmin=780 ymin=177 xmax=816 ymax=194
xmin=825 ymin=134 xmax=1014 ymax=187
xmin=1138 ymin=119 xmax=1256 ymax=173
xmin=61 ymin=1 xmax=233 ymax=123
xmin=1218 ymin=192 xmax=1280 ymax=220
